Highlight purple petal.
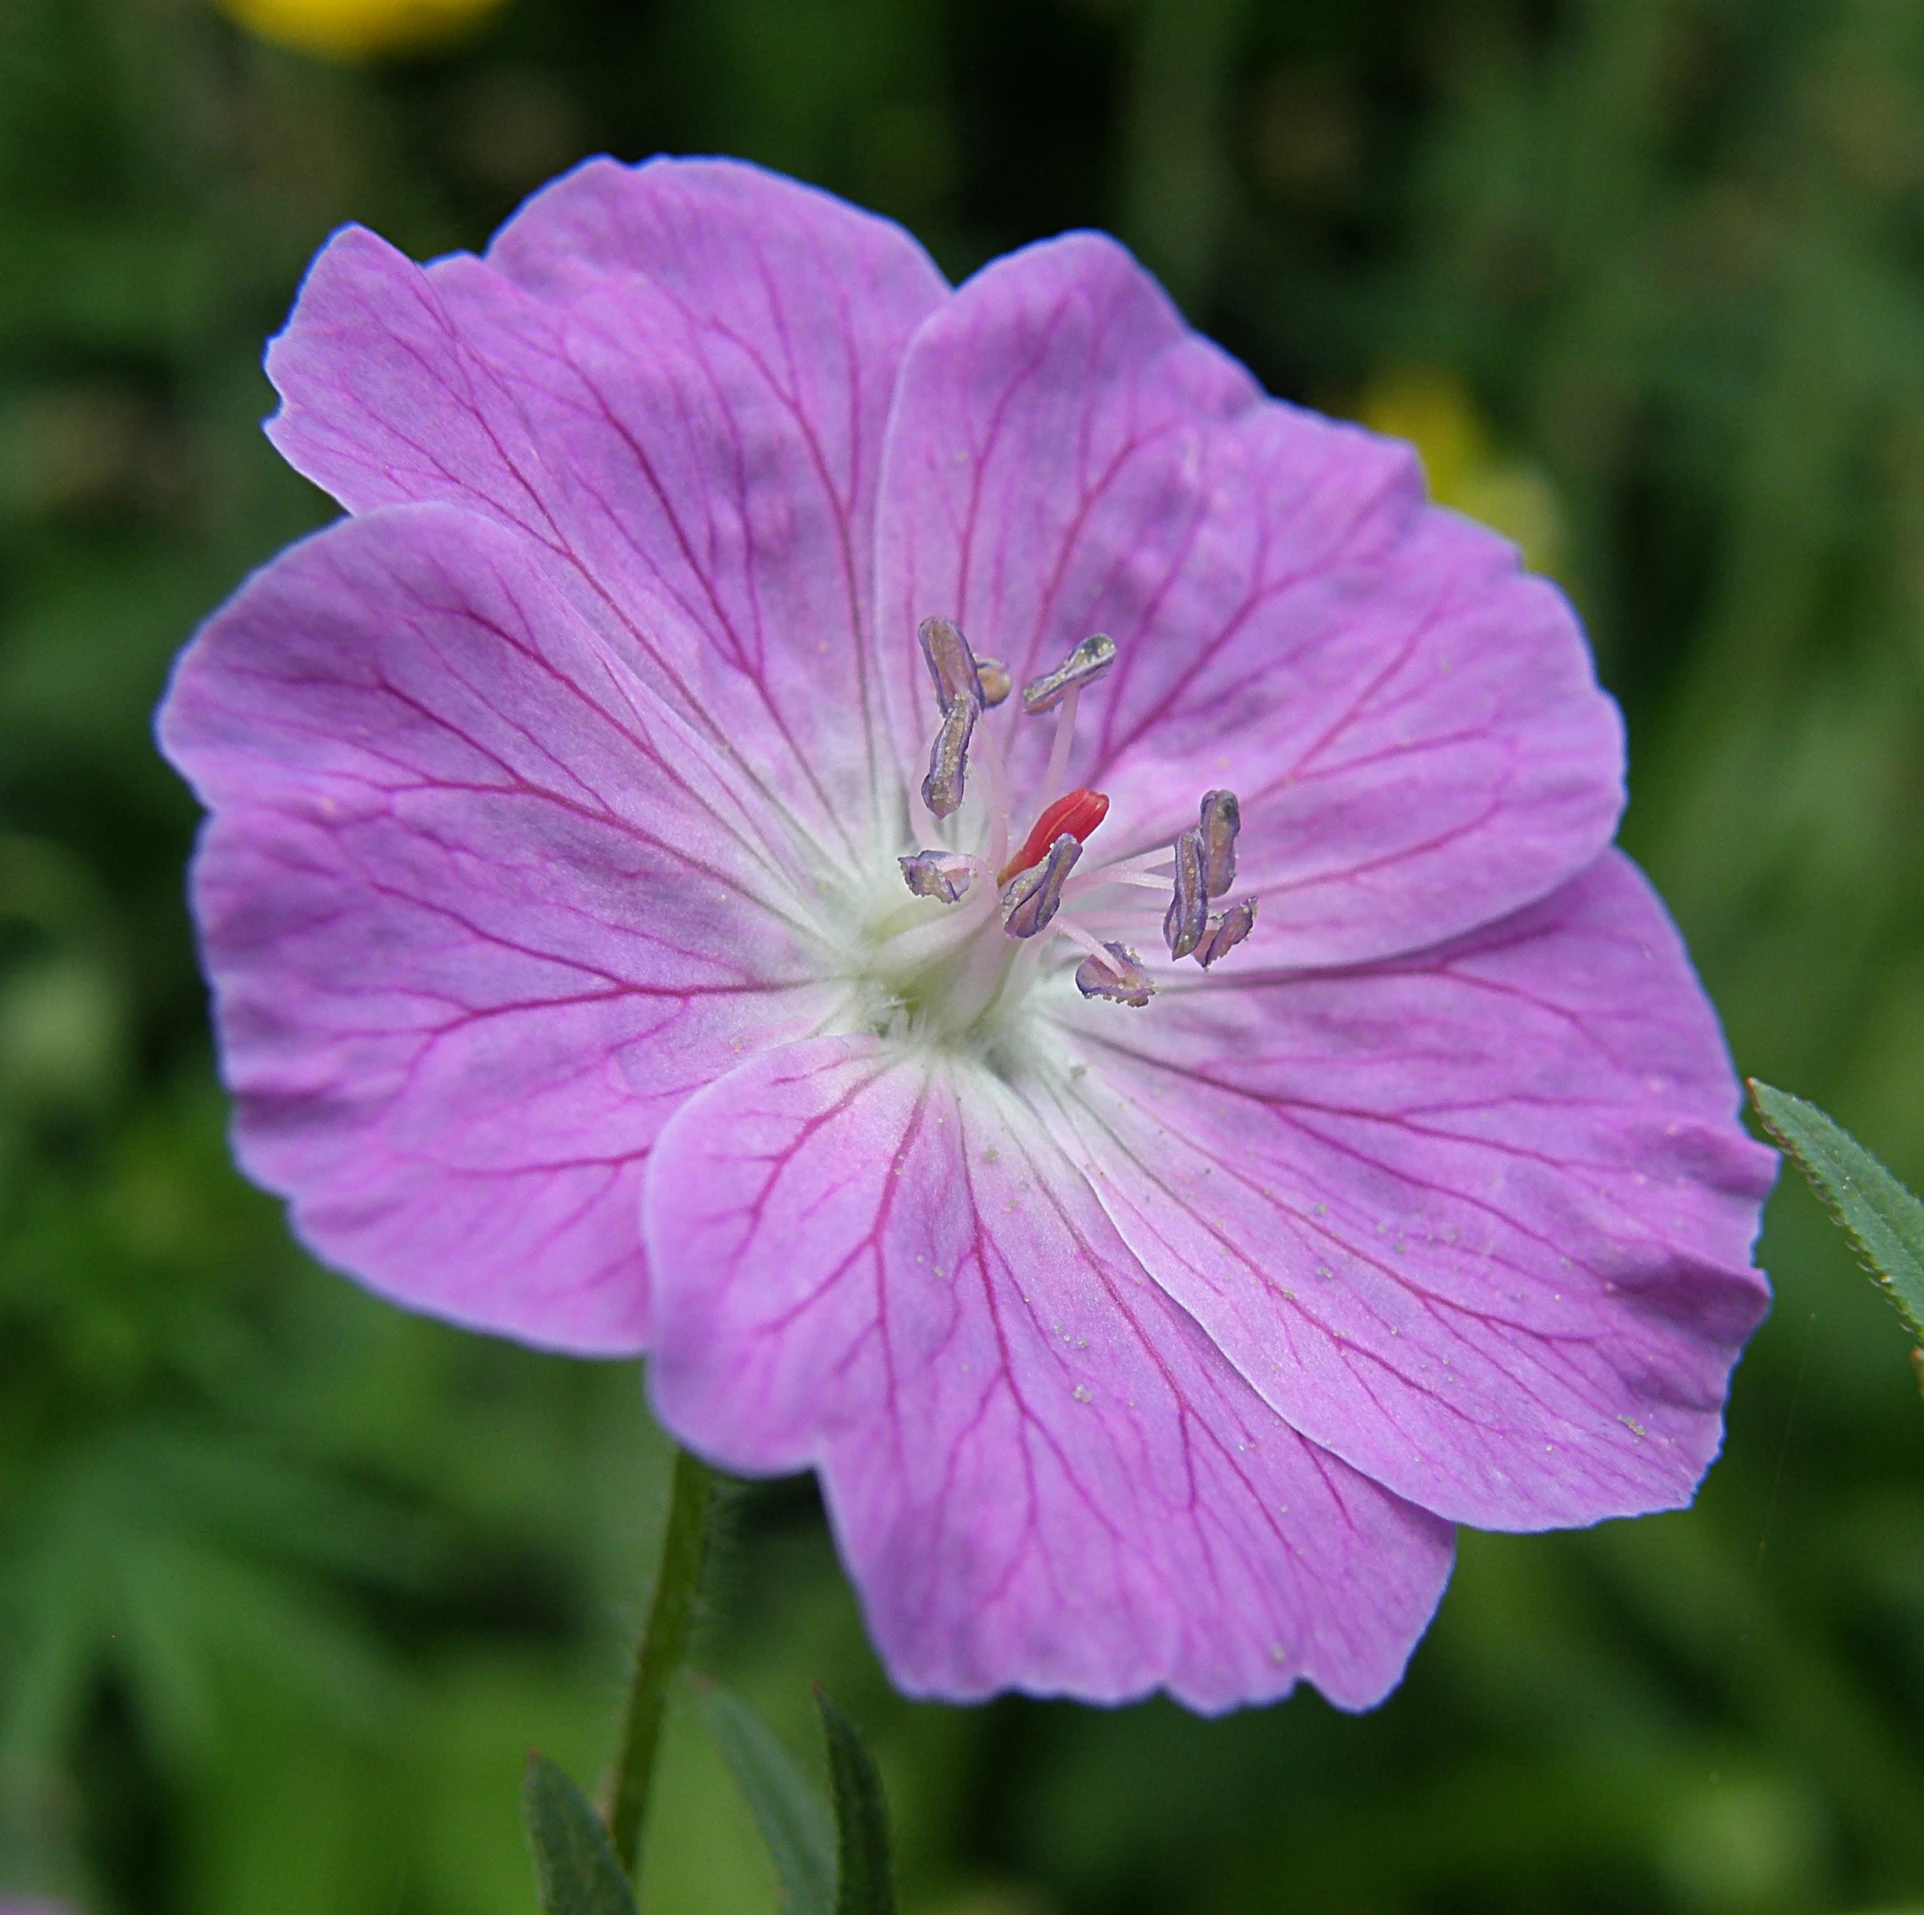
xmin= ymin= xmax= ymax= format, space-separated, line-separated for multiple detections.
xmin=264 ymin=158 xmax=948 ymax=846
xmin=874 ymin=233 xmax=1623 ymax=964
xmin=645 ymin=1035 xmax=1454 ymax=1712
xmin=158 ymin=504 xmax=841 ymax=1352
xmin=1041 ymin=850 xmax=1774 ymax=1530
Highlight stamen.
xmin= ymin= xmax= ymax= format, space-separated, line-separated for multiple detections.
xmin=1198 ymin=789 xmax=1240 ymax=898
xmin=1021 ymin=633 xmax=1117 ymax=715
xmin=999 ymin=786 xmax=1110 ymax=882
xmin=1193 ymin=897 xmax=1257 ymax=968
xmin=1003 ymin=833 xmax=1081 ymax=939
xmin=899 ymin=851 xmax=974 ymax=904
xmin=921 ymin=691 xmax=979 ymax=819
xmin=1036 ymin=684 xmax=1081 ymax=816
xmin=1075 ymin=941 xmax=1155 ymax=1008
xmin=1088 ymin=848 xmax=1176 ymax=881
xmin=892 ymin=614 xmax=1238 ymax=1022
xmin=1163 ymin=828 xmax=1208 ymax=959
xmin=971 ymin=699 xmax=1011 ymax=872
xmin=873 ymin=867 xmax=1000 ymax=971
xmin=975 ymin=657 xmax=1013 ymax=708
xmin=919 ymin=615 xmax=984 ymax=711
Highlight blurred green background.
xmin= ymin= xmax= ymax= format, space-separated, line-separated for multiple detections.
xmin=4 ymin=0 xmax=1924 ymax=1910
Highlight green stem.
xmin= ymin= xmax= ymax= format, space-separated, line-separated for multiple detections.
xmin=604 ymin=1444 xmax=717 ymax=1884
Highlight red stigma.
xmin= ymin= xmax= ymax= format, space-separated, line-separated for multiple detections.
xmin=999 ymin=787 xmax=1110 ymax=882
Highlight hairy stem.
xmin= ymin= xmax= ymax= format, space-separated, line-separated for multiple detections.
xmin=604 ymin=1443 xmax=717 ymax=1882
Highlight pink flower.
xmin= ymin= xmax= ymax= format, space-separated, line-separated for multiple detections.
xmin=158 ymin=157 xmax=1774 ymax=1712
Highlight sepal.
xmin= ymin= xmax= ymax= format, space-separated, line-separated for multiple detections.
xmin=819 ymin=1690 xmax=897 ymax=1915
xmin=697 ymin=1678 xmax=835 ymax=1915
xmin=521 ymin=1751 xmax=638 ymax=1915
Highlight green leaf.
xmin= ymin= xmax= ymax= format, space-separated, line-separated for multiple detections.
xmin=521 ymin=1750 xmax=638 ymax=1915
xmin=1750 ymin=1080 xmax=1924 ymax=1367
xmin=698 ymin=1679 xmax=835 ymax=1915
xmin=816 ymin=1690 xmax=897 ymax=1915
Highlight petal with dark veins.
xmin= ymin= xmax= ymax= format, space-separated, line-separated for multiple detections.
xmin=159 ymin=503 xmax=842 ymax=1353
xmin=644 ymin=1033 xmax=1455 ymax=1713
xmin=264 ymin=158 xmax=948 ymax=848
xmin=874 ymin=233 xmax=1623 ymax=966
xmin=1038 ymin=850 xmax=1775 ymax=1530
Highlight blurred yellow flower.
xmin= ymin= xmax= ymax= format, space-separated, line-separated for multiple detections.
xmin=1357 ymin=367 xmax=1567 ymax=577
xmin=214 ymin=0 xmax=508 ymax=61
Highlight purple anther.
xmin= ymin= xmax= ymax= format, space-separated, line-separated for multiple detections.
xmin=1020 ymin=633 xmax=1117 ymax=715
xmin=975 ymin=657 xmax=1013 ymax=709
xmin=920 ymin=691 xmax=978 ymax=819
xmin=918 ymin=615 xmax=983 ymax=712
xmin=1198 ymin=789 xmax=1240 ymax=898
xmin=1075 ymin=941 xmax=1155 ymax=1008
xmin=1193 ymin=897 xmax=1257 ymax=969
xmin=1163 ymin=828 xmax=1208 ymax=959
xmin=899 ymin=851 xmax=973 ymax=904
xmin=1002 ymin=833 xmax=1081 ymax=938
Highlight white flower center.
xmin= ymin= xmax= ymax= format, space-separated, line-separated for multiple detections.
xmin=846 ymin=619 xmax=1256 ymax=1048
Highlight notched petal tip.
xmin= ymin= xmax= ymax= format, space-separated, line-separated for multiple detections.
xmin=644 ymin=1032 xmax=1456 ymax=1714
xmin=1076 ymin=941 xmax=1155 ymax=1007
xmin=1021 ymin=633 xmax=1117 ymax=714
xmin=1002 ymin=833 xmax=1081 ymax=938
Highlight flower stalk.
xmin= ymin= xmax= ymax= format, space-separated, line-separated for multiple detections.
xmin=604 ymin=1443 xmax=717 ymax=1882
